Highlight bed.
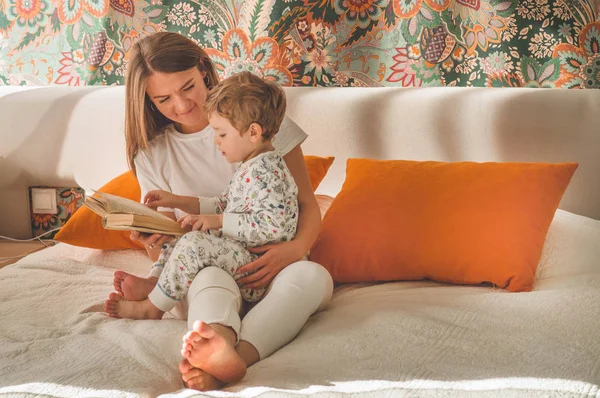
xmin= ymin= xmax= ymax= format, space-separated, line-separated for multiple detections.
xmin=1 ymin=86 xmax=599 ymax=397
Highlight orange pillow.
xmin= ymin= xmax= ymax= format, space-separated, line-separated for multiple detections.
xmin=54 ymin=171 xmax=145 ymax=250
xmin=304 ymin=155 xmax=335 ymax=191
xmin=55 ymin=156 xmax=335 ymax=250
xmin=309 ymin=160 xmax=578 ymax=292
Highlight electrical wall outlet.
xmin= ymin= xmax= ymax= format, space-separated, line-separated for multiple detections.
xmin=31 ymin=188 xmax=58 ymax=214
xmin=28 ymin=186 xmax=86 ymax=239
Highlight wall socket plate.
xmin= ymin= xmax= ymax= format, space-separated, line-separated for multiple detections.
xmin=31 ymin=188 xmax=58 ymax=214
xmin=28 ymin=186 xmax=86 ymax=239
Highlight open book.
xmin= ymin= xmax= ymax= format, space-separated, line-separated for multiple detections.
xmin=83 ymin=191 xmax=188 ymax=236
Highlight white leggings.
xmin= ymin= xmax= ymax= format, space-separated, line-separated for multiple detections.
xmin=174 ymin=260 xmax=333 ymax=359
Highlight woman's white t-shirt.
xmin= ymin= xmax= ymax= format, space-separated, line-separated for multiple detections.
xmin=134 ymin=115 xmax=307 ymax=219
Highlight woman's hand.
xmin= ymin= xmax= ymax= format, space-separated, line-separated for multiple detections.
xmin=235 ymin=240 xmax=306 ymax=289
xmin=144 ymin=190 xmax=181 ymax=209
xmin=178 ymin=214 xmax=223 ymax=232
xmin=130 ymin=230 xmax=173 ymax=249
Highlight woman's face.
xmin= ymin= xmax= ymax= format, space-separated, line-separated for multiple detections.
xmin=145 ymin=67 xmax=210 ymax=134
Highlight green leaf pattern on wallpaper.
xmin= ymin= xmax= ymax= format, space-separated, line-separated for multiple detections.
xmin=0 ymin=0 xmax=598 ymax=87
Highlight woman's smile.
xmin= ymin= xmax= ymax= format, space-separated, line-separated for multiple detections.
xmin=178 ymin=104 xmax=196 ymax=116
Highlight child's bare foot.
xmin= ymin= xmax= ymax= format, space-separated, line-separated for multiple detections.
xmin=181 ymin=321 xmax=247 ymax=384
xmin=113 ymin=270 xmax=157 ymax=301
xmin=104 ymin=292 xmax=164 ymax=320
xmin=179 ymin=358 xmax=225 ymax=391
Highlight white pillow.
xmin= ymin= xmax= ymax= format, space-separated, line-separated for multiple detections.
xmin=534 ymin=209 xmax=600 ymax=290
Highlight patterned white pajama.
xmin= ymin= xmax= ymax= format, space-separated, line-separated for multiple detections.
xmin=148 ymin=151 xmax=298 ymax=311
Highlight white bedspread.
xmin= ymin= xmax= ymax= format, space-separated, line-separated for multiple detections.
xmin=1 ymin=210 xmax=600 ymax=398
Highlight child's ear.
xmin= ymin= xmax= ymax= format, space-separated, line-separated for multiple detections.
xmin=248 ymin=123 xmax=264 ymax=143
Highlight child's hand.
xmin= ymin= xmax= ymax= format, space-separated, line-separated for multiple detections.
xmin=178 ymin=214 xmax=223 ymax=232
xmin=144 ymin=190 xmax=179 ymax=209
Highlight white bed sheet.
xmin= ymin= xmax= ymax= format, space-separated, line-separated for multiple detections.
xmin=1 ymin=209 xmax=599 ymax=398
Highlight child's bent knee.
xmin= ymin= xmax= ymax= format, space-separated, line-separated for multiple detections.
xmin=187 ymin=267 xmax=240 ymax=299
xmin=186 ymin=268 xmax=243 ymax=334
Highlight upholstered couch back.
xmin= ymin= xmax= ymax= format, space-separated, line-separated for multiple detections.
xmin=1 ymin=86 xmax=599 ymax=239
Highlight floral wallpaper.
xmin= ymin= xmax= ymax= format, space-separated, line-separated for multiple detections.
xmin=0 ymin=0 xmax=598 ymax=88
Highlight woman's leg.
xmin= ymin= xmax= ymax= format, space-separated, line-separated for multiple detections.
xmin=238 ymin=260 xmax=333 ymax=362
xmin=180 ymin=261 xmax=333 ymax=390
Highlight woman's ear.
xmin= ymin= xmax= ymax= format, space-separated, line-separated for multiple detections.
xmin=248 ymin=122 xmax=264 ymax=142
xmin=202 ymin=71 xmax=210 ymax=87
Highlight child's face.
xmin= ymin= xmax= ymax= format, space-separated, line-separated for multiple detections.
xmin=210 ymin=114 xmax=259 ymax=163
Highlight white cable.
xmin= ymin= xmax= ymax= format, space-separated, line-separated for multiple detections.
xmin=0 ymin=227 xmax=62 ymax=261
xmin=0 ymin=227 xmax=62 ymax=242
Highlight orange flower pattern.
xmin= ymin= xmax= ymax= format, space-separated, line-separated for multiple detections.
xmin=0 ymin=0 xmax=597 ymax=88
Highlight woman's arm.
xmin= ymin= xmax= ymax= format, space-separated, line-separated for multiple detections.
xmin=281 ymin=145 xmax=322 ymax=254
xmin=133 ymin=152 xmax=181 ymax=261
xmin=235 ymin=144 xmax=321 ymax=288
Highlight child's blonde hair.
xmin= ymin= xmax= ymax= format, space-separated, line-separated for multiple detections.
xmin=204 ymin=71 xmax=286 ymax=140
xmin=124 ymin=32 xmax=220 ymax=174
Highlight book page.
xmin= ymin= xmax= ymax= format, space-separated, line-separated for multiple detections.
xmin=94 ymin=191 xmax=173 ymax=220
xmin=83 ymin=196 xmax=107 ymax=217
xmin=106 ymin=214 xmax=188 ymax=236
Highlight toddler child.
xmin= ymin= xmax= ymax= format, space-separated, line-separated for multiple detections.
xmin=108 ymin=71 xmax=298 ymax=320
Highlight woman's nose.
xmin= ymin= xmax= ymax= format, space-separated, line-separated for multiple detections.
xmin=174 ymin=96 xmax=189 ymax=112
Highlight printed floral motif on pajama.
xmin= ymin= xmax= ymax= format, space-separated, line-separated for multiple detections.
xmin=157 ymin=231 xmax=264 ymax=301
xmin=152 ymin=239 xmax=178 ymax=274
xmin=202 ymin=150 xmax=299 ymax=247
xmin=157 ymin=151 xmax=299 ymax=303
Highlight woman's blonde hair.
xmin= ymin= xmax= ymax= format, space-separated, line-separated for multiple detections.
xmin=125 ymin=32 xmax=220 ymax=174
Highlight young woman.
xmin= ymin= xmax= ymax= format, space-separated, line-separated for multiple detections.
xmin=105 ymin=32 xmax=333 ymax=391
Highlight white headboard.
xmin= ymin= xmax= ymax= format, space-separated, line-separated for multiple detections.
xmin=1 ymin=86 xmax=599 ymax=239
